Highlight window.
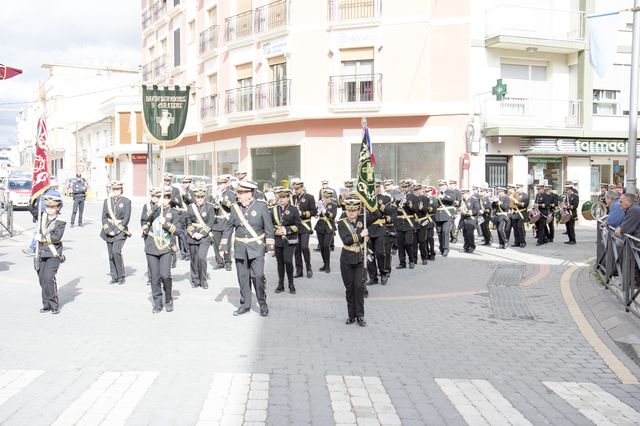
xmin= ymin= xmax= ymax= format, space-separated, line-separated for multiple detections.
xmin=237 ymin=63 xmax=253 ymax=111
xmin=208 ymin=6 xmax=217 ymax=25
xmin=269 ymin=59 xmax=287 ymax=107
xmin=166 ymin=156 xmax=185 ymax=176
xmin=340 ymin=47 xmax=374 ymax=103
xmin=173 ymin=29 xmax=181 ymax=67
xmin=188 ymin=153 xmax=212 ymax=180
xmin=593 ymin=89 xmax=620 ymax=115
xmin=500 ymin=63 xmax=548 ymax=98
xmin=251 ymin=146 xmax=300 ymax=189
xmin=350 ymin=142 xmax=444 ymax=184
xmin=188 ymin=20 xmax=195 ymax=43
xmin=217 ymin=150 xmax=239 ymax=175
xmin=209 ymin=73 xmax=218 ymax=95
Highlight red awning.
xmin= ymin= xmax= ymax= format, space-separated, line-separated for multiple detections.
xmin=0 ymin=64 xmax=23 ymax=80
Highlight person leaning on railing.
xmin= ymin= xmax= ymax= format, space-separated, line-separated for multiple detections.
xmin=604 ymin=189 xmax=624 ymax=228
xmin=614 ymin=193 xmax=640 ymax=240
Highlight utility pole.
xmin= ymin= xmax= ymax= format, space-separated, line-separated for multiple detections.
xmin=627 ymin=0 xmax=640 ymax=194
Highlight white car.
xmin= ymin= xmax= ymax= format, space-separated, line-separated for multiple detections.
xmin=0 ymin=174 xmax=32 ymax=210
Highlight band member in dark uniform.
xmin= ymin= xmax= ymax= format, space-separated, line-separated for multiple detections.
xmin=534 ymin=184 xmax=549 ymax=246
xmin=37 ymin=195 xmax=66 ymax=314
xmin=220 ymin=181 xmax=275 ymax=317
xmin=511 ymin=183 xmax=530 ymax=248
xmin=143 ymin=186 xmax=179 ymax=313
xmin=460 ymin=189 xmax=480 ymax=253
xmin=409 ymin=184 xmax=430 ymax=265
xmin=449 ymin=180 xmax=462 ymax=243
xmin=337 ymin=199 xmax=368 ymax=327
xmin=395 ymin=180 xmax=416 ymax=269
xmin=177 ymin=176 xmax=195 ymax=260
xmin=564 ymin=182 xmax=579 ymax=245
xmin=493 ymin=187 xmax=510 ymax=249
xmin=235 ymin=170 xmax=266 ymax=201
xmin=545 ymin=185 xmax=558 ymax=243
xmin=381 ymin=189 xmax=398 ymax=279
xmin=434 ymin=179 xmax=456 ymax=257
xmin=271 ymin=188 xmax=302 ymax=294
xmin=141 ymin=187 xmax=161 ymax=285
xmin=69 ymin=172 xmax=87 ymax=227
xmin=212 ymin=174 xmax=235 ymax=271
xmin=100 ymin=181 xmax=131 ymax=284
xmin=292 ymin=179 xmax=317 ymax=278
xmin=315 ymin=189 xmax=337 ymax=273
xmin=186 ymin=186 xmax=216 ymax=289
xmin=478 ymin=186 xmax=493 ymax=246
xmin=163 ymin=173 xmax=182 ymax=267
xmin=422 ymin=185 xmax=437 ymax=260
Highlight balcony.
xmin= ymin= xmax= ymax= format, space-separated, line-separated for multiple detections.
xmin=200 ymin=94 xmax=219 ymax=121
xmin=225 ymin=10 xmax=254 ymax=44
xmin=199 ymin=25 xmax=219 ymax=57
xmin=329 ymin=73 xmax=382 ymax=112
xmin=327 ymin=0 xmax=381 ymax=28
xmin=142 ymin=55 xmax=168 ymax=82
xmin=482 ymin=97 xmax=583 ymax=135
xmin=255 ymin=1 xmax=290 ymax=36
xmin=142 ymin=9 xmax=152 ymax=31
xmin=256 ymin=80 xmax=291 ymax=115
xmin=485 ymin=5 xmax=585 ymax=53
xmin=142 ymin=1 xmax=167 ymax=33
xmin=225 ymin=86 xmax=255 ymax=115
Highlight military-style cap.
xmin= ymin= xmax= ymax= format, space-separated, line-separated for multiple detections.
xmin=544 ymin=185 xmax=553 ymax=189
xmin=182 ymin=176 xmax=192 ymax=183
xmin=449 ymin=179 xmax=457 ymax=184
xmin=43 ymin=195 xmax=62 ymax=207
xmin=234 ymin=170 xmax=247 ymax=177
xmin=276 ymin=187 xmax=292 ymax=196
xmin=218 ymin=174 xmax=231 ymax=183
xmin=149 ymin=187 xmax=162 ymax=197
xmin=344 ymin=199 xmax=362 ymax=211
xmin=413 ymin=184 xmax=423 ymax=191
xmin=321 ymin=189 xmax=333 ymax=197
xmin=496 ymin=186 xmax=506 ymax=192
xmin=600 ymin=182 xmax=610 ymax=188
xmin=438 ymin=179 xmax=448 ymax=185
xmin=507 ymin=183 xmax=515 ymax=189
xmin=162 ymin=185 xmax=173 ymax=195
xmin=111 ymin=180 xmax=123 ymax=190
xmin=321 ymin=179 xmax=329 ymax=184
xmin=461 ymin=188 xmax=470 ymax=193
xmin=536 ymin=184 xmax=545 ymax=189
xmin=344 ymin=180 xmax=354 ymax=187
xmin=424 ymin=185 xmax=433 ymax=191
xmin=400 ymin=179 xmax=410 ymax=187
xmin=237 ymin=180 xmax=258 ymax=192
xmin=472 ymin=185 xmax=479 ymax=190
xmin=383 ymin=179 xmax=394 ymax=184
xmin=194 ymin=187 xmax=207 ymax=197
xmin=163 ymin=173 xmax=173 ymax=180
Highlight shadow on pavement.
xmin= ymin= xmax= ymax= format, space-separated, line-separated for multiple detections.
xmin=59 ymin=277 xmax=82 ymax=307
xmin=214 ymin=287 xmax=241 ymax=309
xmin=0 ymin=261 xmax=14 ymax=272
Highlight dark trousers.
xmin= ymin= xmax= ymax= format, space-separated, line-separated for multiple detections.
xmin=317 ymin=231 xmax=333 ymax=268
xmin=367 ymin=236 xmax=386 ymax=280
xmin=462 ymin=218 xmax=476 ymax=251
xmin=546 ymin=219 xmax=555 ymax=241
xmin=212 ymin=230 xmax=230 ymax=266
xmin=511 ymin=216 xmax=526 ymax=245
xmin=146 ymin=252 xmax=172 ymax=308
xmin=106 ymin=239 xmax=126 ymax=281
xmin=189 ymin=241 xmax=210 ymax=286
xmin=480 ymin=217 xmax=491 ymax=244
xmin=383 ymin=233 xmax=395 ymax=273
xmin=275 ymin=244 xmax=295 ymax=285
xmin=294 ymin=233 xmax=311 ymax=272
xmin=505 ymin=219 xmax=512 ymax=242
xmin=436 ymin=220 xmax=452 ymax=253
xmin=411 ymin=227 xmax=428 ymax=262
xmin=70 ymin=197 xmax=85 ymax=224
xmin=396 ymin=229 xmax=415 ymax=265
xmin=236 ymin=254 xmax=267 ymax=309
xmin=38 ymin=257 xmax=60 ymax=310
xmin=566 ymin=219 xmax=576 ymax=242
xmin=497 ymin=219 xmax=508 ymax=246
xmin=425 ymin=223 xmax=436 ymax=257
xmin=341 ymin=261 xmax=365 ymax=319
xmin=536 ymin=219 xmax=547 ymax=244
xmin=178 ymin=228 xmax=189 ymax=258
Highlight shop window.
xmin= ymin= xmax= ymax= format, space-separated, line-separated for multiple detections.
xmin=166 ymin=156 xmax=185 ymax=176
xmin=188 ymin=153 xmax=213 ymax=184
xmin=613 ymin=160 xmax=625 ymax=188
xmin=593 ymin=89 xmax=620 ymax=115
xmin=217 ymin=149 xmax=239 ymax=176
xmin=528 ymin=157 xmax=562 ymax=195
xmin=251 ymin=146 xmax=300 ymax=189
xmin=350 ymin=142 xmax=444 ymax=185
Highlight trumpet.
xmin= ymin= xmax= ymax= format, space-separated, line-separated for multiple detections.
xmin=508 ymin=191 xmax=522 ymax=209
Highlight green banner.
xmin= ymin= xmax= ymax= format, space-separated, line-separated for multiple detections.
xmin=142 ymin=85 xmax=190 ymax=146
xmin=356 ymin=128 xmax=377 ymax=212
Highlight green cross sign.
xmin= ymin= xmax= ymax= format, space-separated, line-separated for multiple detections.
xmin=492 ymin=79 xmax=508 ymax=101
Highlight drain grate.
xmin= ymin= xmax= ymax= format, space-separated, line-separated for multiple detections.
xmin=488 ymin=265 xmax=535 ymax=320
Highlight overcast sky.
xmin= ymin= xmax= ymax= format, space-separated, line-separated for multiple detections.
xmin=0 ymin=0 xmax=141 ymax=147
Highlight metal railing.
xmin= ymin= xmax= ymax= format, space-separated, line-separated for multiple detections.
xmin=255 ymin=1 xmax=290 ymax=33
xmin=142 ymin=9 xmax=152 ymax=30
xmin=482 ymin=97 xmax=582 ymax=129
xmin=200 ymin=94 xmax=219 ymax=119
xmin=485 ymin=5 xmax=585 ymax=42
xmin=199 ymin=25 xmax=219 ymax=55
xmin=225 ymin=10 xmax=254 ymax=42
xmin=328 ymin=0 xmax=381 ymax=22
xmin=151 ymin=0 xmax=167 ymax=22
xmin=0 ymin=196 xmax=13 ymax=237
xmin=329 ymin=74 xmax=382 ymax=104
xmin=225 ymin=86 xmax=255 ymax=113
xmin=255 ymin=80 xmax=291 ymax=109
xmin=142 ymin=54 xmax=168 ymax=82
xmin=595 ymin=220 xmax=640 ymax=317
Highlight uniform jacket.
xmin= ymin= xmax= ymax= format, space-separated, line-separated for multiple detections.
xmin=315 ymin=201 xmax=338 ymax=234
xmin=548 ymin=192 xmax=559 ymax=215
xmin=535 ymin=192 xmax=550 ymax=214
xmin=379 ymin=197 xmax=398 ymax=234
xmin=338 ymin=215 xmax=365 ymax=265
xmin=395 ymin=204 xmax=415 ymax=232
xmin=409 ymin=194 xmax=432 ymax=228
xmin=100 ymin=196 xmax=132 ymax=242
xmin=38 ymin=216 xmax=66 ymax=259
xmin=71 ymin=179 xmax=87 ymax=200
xmin=142 ymin=206 xmax=179 ymax=255
xmin=212 ymin=186 xmax=236 ymax=231
xmin=140 ymin=201 xmax=158 ymax=237
xmin=479 ymin=195 xmax=492 ymax=217
xmin=512 ymin=191 xmax=530 ymax=221
xmin=434 ymin=190 xmax=456 ymax=222
xmin=462 ymin=197 xmax=480 ymax=221
xmin=292 ymin=191 xmax=317 ymax=234
xmin=567 ymin=193 xmax=580 ymax=220
xmin=221 ymin=199 xmax=275 ymax=259
xmin=186 ymin=202 xmax=216 ymax=244
xmin=493 ymin=196 xmax=511 ymax=222
xmin=271 ymin=203 xmax=302 ymax=247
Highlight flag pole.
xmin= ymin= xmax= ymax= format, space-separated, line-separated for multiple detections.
xmin=627 ymin=0 xmax=640 ymax=194
xmin=361 ymin=117 xmax=368 ymax=281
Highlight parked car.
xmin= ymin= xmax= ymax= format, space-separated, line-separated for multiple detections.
xmin=0 ymin=173 xmax=32 ymax=210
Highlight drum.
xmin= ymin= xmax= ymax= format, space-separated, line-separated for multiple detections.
xmin=591 ymin=201 xmax=607 ymax=221
xmin=529 ymin=208 xmax=540 ymax=223
xmin=559 ymin=207 xmax=572 ymax=224
xmin=545 ymin=212 xmax=553 ymax=224
xmin=581 ymin=201 xmax=594 ymax=220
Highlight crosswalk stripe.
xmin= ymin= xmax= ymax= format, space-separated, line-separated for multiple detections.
xmin=436 ymin=378 xmax=532 ymax=426
xmin=51 ymin=371 xmax=159 ymax=426
xmin=544 ymin=381 xmax=640 ymax=425
xmin=196 ymin=372 xmax=270 ymax=425
xmin=326 ymin=375 xmax=401 ymax=425
xmin=0 ymin=369 xmax=44 ymax=406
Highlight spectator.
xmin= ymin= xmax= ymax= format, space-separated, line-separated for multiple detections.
xmin=604 ymin=189 xmax=624 ymax=228
xmin=615 ymin=193 xmax=640 ymax=239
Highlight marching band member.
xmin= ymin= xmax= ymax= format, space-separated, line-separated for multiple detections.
xmin=315 ymin=189 xmax=338 ymax=274
xmin=434 ymin=179 xmax=456 ymax=257
xmin=186 ymin=186 xmax=216 ymax=289
xmin=493 ymin=187 xmax=510 ymax=249
xmin=534 ymin=184 xmax=549 ymax=246
xmin=395 ymin=180 xmax=416 ymax=269
xmin=381 ymin=187 xmax=398 ymax=280
xmin=100 ymin=181 xmax=131 ymax=285
xmin=177 ymin=176 xmax=195 ymax=260
xmin=141 ymin=187 xmax=161 ymax=285
xmin=460 ymin=189 xmax=480 ymax=253
xmin=510 ymin=184 xmax=529 ymax=248
xmin=545 ymin=185 xmax=558 ymax=243
xmin=410 ymin=184 xmax=431 ymax=265
xmin=478 ymin=185 xmax=493 ymax=246
xmin=292 ymin=179 xmax=317 ymax=279
xmin=449 ymin=180 xmax=462 ymax=244
xmin=37 ymin=195 xmax=66 ymax=314
xmin=423 ymin=185 xmax=437 ymax=260
xmin=272 ymin=188 xmax=302 ymax=294
xmin=212 ymin=174 xmax=235 ymax=271
xmin=564 ymin=182 xmax=579 ymax=245
xmin=366 ymin=181 xmax=389 ymax=284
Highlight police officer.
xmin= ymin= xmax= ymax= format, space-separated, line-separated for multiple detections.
xmin=143 ymin=186 xmax=179 ymax=313
xmin=315 ymin=189 xmax=337 ymax=273
xmin=434 ymin=179 xmax=456 ymax=257
xmin=460 ymin=188 xmax=480 ymax=253
xmin=292 ymin=179 xmax=317 ymax=278
xmin=511 ymin=183 xmax=530 ymax=248
xmin=271 ymin=188 xmax=302 ymax=294
xmin=212 ymin=174 xmax=235 ymax=271
xmin=186 ymin=186 xmax=216 ymax=289
xmin=409 ymin=184 xmax=430 ymax=265
xmin=395 ymin=180 xmax=416 ymax=269
xmin=337 ymin=198 xmax=368 ymax=327
xmin=141 ymin=187 xmax=162 ymax=285
xmin=493 ymin=187 xmax=510 ymax=249
xmin=564 ymin=182 xmax=579 ymax=245
xmin=220 ymin=181 xmax=275 ymax=317
xmin=545 ymin=185 xmax=558 ymax=243
xmin=100 ymin=181 xmax=131 ymax=284
xmin=36 ymin=195 xmax=66 ymax=314
xmin=69 ymin=173 xmax=87 ymax=227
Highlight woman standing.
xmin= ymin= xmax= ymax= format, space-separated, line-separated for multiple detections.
xmin=141 ymin=187 xmax=161 ymax=285
xmin=37 ymin=195 xmax=66 ymax=314
xmin=315 ymin=189 xmax=337 ymax=273
xmin=100 ymin=181 xmax=131 ymax=285
xmin=271 ymin=188 xmax=302 ymax=294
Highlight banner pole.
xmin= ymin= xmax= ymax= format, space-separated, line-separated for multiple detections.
xmin=35 ymin=196 xmax=42 ymax=261
xmin=361 ymin=117 xmax=368 ymax=281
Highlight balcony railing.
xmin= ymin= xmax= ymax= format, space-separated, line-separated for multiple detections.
xmin=485 ymin=5 xmax=585 ymax=42
xmin=256 ymin=80 xmax=291 ymax=109
xmin=199 ymin=25 xmax=219 ymax=55
xmin=329 ymin=74 xmax=382 ymax=104
xmin=328 ymin=0 xmax=381 ymax=22
xmin=225 ymin=10 xmax=253 ymax=43
xmin=142 ymin=9 xmax=152 ymax=30
xmin=225 ymin=86 xmax=255 ymax=113
xmin=151 ymin=0 xmax=167 ymax=22
xmin=200 ymin=94 xmax=219 ymax=120
xmin=255 ymin=1 xmax=290 ymax=34
xmin=142 ymin=55 xmax=168 ymax=82
xmin=482 ymin=97 xmax=583 ymax=129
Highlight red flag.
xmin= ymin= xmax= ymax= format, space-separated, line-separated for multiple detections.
xmin=0 ymin=64 xmax=23 ymax=80
xmin=30 ymin=117 xmax=51 ymax=202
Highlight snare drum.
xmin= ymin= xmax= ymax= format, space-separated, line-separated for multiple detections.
xmin=529 ymin=208 xmax=540 ymax=223
xmin=559 ymin=207 xmax=572 ymax=224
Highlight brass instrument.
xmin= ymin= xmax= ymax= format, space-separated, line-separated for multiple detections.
xmin=508 ymin=188 xmax=521 ymax=209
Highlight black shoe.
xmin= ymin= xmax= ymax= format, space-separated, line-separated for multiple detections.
xmin=78 ymin=223 xmax=83 ymax=227
xmin=275 ymin=285 xmax=285 ymax=293
xmin=233 ymin=308 xmax=250 ymax=316
xmin=325 ymin=267 xmax=330 ymax=274
xmin=165 ymin=302 xmax=174 ymax=312
xmin=109 ymin=279 xmax=118 ymax=285
xmin=469 ymin=248 xmax=475 ymax=254
xmin=225 ymin=263 xmax=232 ymax=271
xmin=146 ymin=280 xmax=151 ymax=286
xmin=536 ymin=242 xmax=544 ymax=246
xmin=307 ymin=270 xmax=313 ymax=278
xmin=260 ymin=305 xmax=269 ymax=317
xmin=51 ymin=308 xmax=60 ymax=315
xmin=70 ymin=223 xmax=75 ymax=228
xmin=319 ymin=266 xmax=326 ymax=272
xmin=565 ymin=241 xmax=576 ymax=245
xmin=409 ymin=262 xmax=415 ymax=269
xmin=548 ymin=239 xmax=553 ymax=243
xmin=152 ymin=305 xmax=162 ymax=314
xmin=202 ymin=283 xmax=209 ymax=289
xmin=396 ymin=264 xmax=406 ymax=269
xmin=367 ymin=279 xmax=379 ymax=285
xmin=213 ymin=264 xmax=224 ymax=270
xmin=294 ymin=271 xmax=303 ymax=278
xmin=330 ymin=247 xmax=335 ymax=252
xmin=562 ymin=231 xmax=568 ymax=235
xmin=391 ymin=249 xmax=397 ymax=255
xmin=313 ymin=247 xmax=321 ymax=252
xmin=511 ymin=244 xmax=520 ymax=247
xmin=346 ymin=318 xmax=356 ymax=325
xmin=520 ymin=243 xmax=527 ymax=248
xmin=481 ymin=242 xmax=491 ymax=246
xmin=39 ymin=307 xmax=50 ymax=313
xmin=289 ymin=286 xmax=296 ymax=295
xmin=357 ymin=317 xmax=367 ymax=327
xmin=191 ymin=282 xmax=198 ymax=288
xmin=429 ymin=255 xmax=436 ymax=261
xmin=442 ymin=249 xmax=449 ymax=257
xmin=451 ymin=238 xmax=458 ymax=244
xmin=118 ymin=278 xmax=125 ymax=285
xmin=422 ymin=260 xmax=428 ymax=265
xmin=381 ymin=274 xmax=389 ymax=285
xmin=498 ymin=245 xmax=506 ymax=249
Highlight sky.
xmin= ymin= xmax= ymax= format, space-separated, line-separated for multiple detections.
xmin=0 ymin=0 xmax=142 ymax=147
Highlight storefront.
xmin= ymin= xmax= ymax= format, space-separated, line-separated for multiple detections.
xmin=251 ymin=146 xmax=300 ymax=190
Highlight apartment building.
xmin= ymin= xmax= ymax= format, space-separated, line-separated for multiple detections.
xmin=140 ymin=0 xmax=472 ymax=194
xmin=473 ymin=0 xmax=638 ymax=202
